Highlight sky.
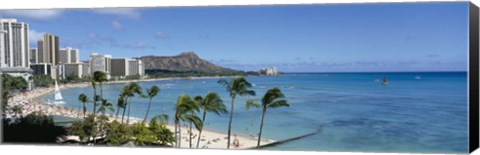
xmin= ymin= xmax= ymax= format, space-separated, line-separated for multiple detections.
xmin=0 ymin=2 xmax=469 ymax=72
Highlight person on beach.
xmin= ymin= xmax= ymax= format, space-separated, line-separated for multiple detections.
xmin=233 ymin=134 xmax=240 ymax=148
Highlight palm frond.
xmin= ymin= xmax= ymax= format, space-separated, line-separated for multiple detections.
xmin=246 ymin=100 xmax=261 ymax=110
xmin=267 ymin=100 xmax=289 ymax=108
xmin=152 ymin=114 xmax=169 ymax=124
xmin=182 ymin=115 xmax=203 ymax=131
xmin=262 ymin=87 xmax=285 ymax=105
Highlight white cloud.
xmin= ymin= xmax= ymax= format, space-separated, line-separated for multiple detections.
xmin=0 ymin=9 xmax=63 ymax=21
xmin=112 ymin=21 xmax=122 ymax=31
xmin=93 ymin=8 xmax=141 ymax=19
xmin=155 ymin=32 xmax=170 ymax=39
xmin=29 ymin=29 xmax=45 ymax=47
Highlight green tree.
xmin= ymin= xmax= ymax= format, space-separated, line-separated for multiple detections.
xmin=105 ymin=120 xmax=132 ymax=145
xmin=217 ymin=77 xmax=256 ymax=149
xmin=70 ymin=114 xmax=97 ymax=143
xmin=3 ymin=112 xmax=66 ymax=143
xmin=90 ymin=80 xmax=98 ymax=119
xmin=194 ymin=92 xmax=228 ymax=148
xmin=31 ymin=74 xmax=54 ymax=87
xmin=116 ymin=95 xmax=126 ymax=120
xmin=78 ymin=93 xmax=89 ymax=118
xmin=131 ymin=122 xmax=156 ymax=146
xmin=2 ymin=74 xmax=28 ymax=111
xmin=93 ymin=71 xmax=108 ymax=100
xmin=173 ymin=94 xmax=203 ymax=148
xmin=122 ymin=82 xmax=142 ymax=124
xmin=149 ymin=115 xmax=174 ymax=146
xmin=97 ymin=99 xmax=114 ymax=116
xmin=246 ymin=87 xmax=289 ymax=149
xmin=143 ymin=85 xmax=161 ymax=123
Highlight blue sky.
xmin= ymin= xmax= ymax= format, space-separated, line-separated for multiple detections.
xmin=0 ymin=2 xmax=469 ymax=72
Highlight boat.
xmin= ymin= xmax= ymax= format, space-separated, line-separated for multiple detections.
xmin=52 ymin=81 xmax=65 ymax=104
xmin=415 ymin=75 xmax=421 ymax=80
xmin=382 ymin=75 xmax=388 ymax=86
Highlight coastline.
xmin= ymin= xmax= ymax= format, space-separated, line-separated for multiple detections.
xmin=7 ymin=75 xmax=274 ymax=149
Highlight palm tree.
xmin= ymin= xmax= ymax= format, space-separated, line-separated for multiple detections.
xmin=120 ymin=82 xmax=142 ymax=124
xmin=194 ymin=92 xmax=228 ymax=148
xmin=187 ymin=100 xmax=201 ymax=148
xmin=143 ymin=85 xmax=161 ymax=123
xmin=173 ymin=94 xmax=202 ymax=148
xmin=217 ymin=77 xmax=255 ymax=149
xmin=98 ymin=99 xmax=114 ymax=116
xmin=116 ymin=95 xmax=125 ymax=120
xmin=93 ymin=71 xmax=108 ymax=100
xmin=246 ymin=87 xmax=289 ymax=149
xmin=78 ymin=93 xmax=89 ymax=118
xmin=91 ymin=79 xmax=97 ymax=118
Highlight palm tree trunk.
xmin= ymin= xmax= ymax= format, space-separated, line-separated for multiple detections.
xmin=100 ymin=83 xmax=103 ymax=100
xmin=143 ymin=98 xmax=152 ymax=123
xmin=227 ymin=96 xmax=235 ymax=149
xmin=257 ymin=108 xmax=267 ymax=149
xmin=92 ymin=88 xmax=97 ymax=118
xmin=77 ymin=102 xmax=81 ymax=118
xmin=121 ymin=97 xmax=128 ymax=123
xmin=189 ymin=119 xmax=192 ymax=148
xmin=174 ymin=121 xmax=178 ymax=147
xmin=83 ymin=102 xmax=86 ymax=118
xmin=127 ymin=98 xmax=131 ymax=124
xmin=115 ymin=106 xmax=120 ymax=119
xmin=196 ymin=110 xmax=207 ymax=148
xmin=178 ymin=122 xmax=182 ymax=148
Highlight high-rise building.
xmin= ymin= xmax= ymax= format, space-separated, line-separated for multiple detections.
xmin=63 ymin=63 xmax=83 ymax=78
xmin=29 ymin=48 xmax=38 ymax=64
xmin=58 ymin=47 xmax=80 ymax=64
xmin=128 ymin=59 xmax=144 ymax=76
xmin=89 ymin=53 xmax=112 ymax=79
xmin=0 ymin=19 xmax=29 ymax=68
xmin=30 ymin=63 xmax=56 ymax=79
xmin=37 ymin=33 xmax=59 ymax=66
xmin=70 ymin=48 xmax=80 ymax=63
xmin=111 ymin=58 xmax=129 ymax=77
xmin=81 ymin=62 xmax=90 ymax=77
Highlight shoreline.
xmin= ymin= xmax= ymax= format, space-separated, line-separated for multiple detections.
xmin=7 ymin=75 xmax=274 ymax=149
xmin=31 ymin=75 xmax=242 ymax=101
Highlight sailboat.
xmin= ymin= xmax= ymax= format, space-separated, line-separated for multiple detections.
xmin=52 ymin=81 xmax=65 ymax=104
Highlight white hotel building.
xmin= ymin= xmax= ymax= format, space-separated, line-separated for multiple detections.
xmin=0 ymin=19 xmax=29 ymax=68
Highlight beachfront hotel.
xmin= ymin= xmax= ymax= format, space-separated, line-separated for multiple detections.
xmin=37 ymin=33 xmax=60 ymax=66
xmin=29 ymin=48 xmax=38 ymax=64
xmin=259 ymin=66 xmax=278 ymax=76
xmin=110 ymin=58 xmax=129 ymax=78
xmin=0 ymin=19 xmax=30 ymax=68
xmin=62 ymin=63 xmax=84 ymax=78
xmin=128 ymin=59 xmax=144 ymax=76
xmin=30 ymin=63 xmax=56 ymax=79
xmin=89 ymin=53 xmax=112 ymax=79
xmin=110 ymin=58 xmax=145 ymax=79
xmin=81 ymin=62 xmax=90 ymax=77
xmin=58 ymin=47 xmax=80 ymax=64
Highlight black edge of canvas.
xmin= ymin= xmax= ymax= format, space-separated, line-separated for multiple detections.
xmin=469 ymin=1 xmax=480 ymax=153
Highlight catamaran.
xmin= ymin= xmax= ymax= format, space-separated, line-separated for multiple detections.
xmin=52 ymin=81 xmax=66 ymax=104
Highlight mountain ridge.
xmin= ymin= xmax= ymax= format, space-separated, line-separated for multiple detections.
xmin=138 ymin=51 xmax=242 ymax=74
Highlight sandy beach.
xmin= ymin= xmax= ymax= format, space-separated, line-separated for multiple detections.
xmin=4 ymin=77 xmax=274 ymax=149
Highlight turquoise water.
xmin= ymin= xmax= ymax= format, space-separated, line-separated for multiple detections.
xmin=43 ymin=72 xmax=468 ymax=153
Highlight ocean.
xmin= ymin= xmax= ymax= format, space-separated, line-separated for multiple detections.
xmin=42 ymin=72 xmax=469 ymax=153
